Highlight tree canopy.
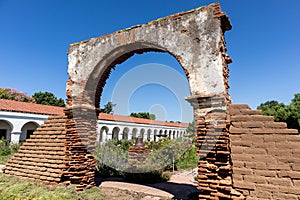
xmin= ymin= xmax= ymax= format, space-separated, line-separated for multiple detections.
xmin=257 ymin=93 xmax=300 ymax=133
xmin=100 ymin=102 xmax=116 ymax=114
xmin=32 ymin=91 xmax=65 ymax=107
xmin=130 ymin=112 xmax=156 ymax=120
xmin=0 ymin=88 xmax=35 ymax=103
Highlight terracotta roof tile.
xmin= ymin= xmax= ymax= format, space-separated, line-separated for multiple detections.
xmin=99 ymin=113 xmax=188 ymax=128
xmin=0 ymin=99 xmax=64 ymax=115
xmin=0 ymin=99 xmax=189 ymax=128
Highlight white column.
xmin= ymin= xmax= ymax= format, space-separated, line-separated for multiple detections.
xmin=10 ymin=132 xmax=21 ymax=144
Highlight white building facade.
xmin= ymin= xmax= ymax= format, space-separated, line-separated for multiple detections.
xmin=0 ymin=100 xmax=188 ymax=144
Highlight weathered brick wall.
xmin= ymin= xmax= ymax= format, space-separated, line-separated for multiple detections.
xmin=229 ymin=104 xmax=300 ymax=199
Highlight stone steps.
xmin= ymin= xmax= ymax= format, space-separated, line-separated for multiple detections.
xmin=4 ymin=115 xmax=68 ymax=184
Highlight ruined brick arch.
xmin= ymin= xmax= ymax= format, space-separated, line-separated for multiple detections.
xmin=64 ymin=2 xmax=233 ymax=193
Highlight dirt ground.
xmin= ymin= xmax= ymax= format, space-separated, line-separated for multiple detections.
xmin=98 ymin=168 xmax=200 ymax=200
xmin=100 ymin=187 xmax=170 ymax=200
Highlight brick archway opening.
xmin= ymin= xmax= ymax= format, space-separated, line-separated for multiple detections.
xmin=64 ymin=2 xmax=232 ymax=193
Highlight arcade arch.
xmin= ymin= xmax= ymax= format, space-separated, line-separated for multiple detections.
xmin=20 ymin=122 xmax=39 ymax=141
xmin=0 ymin=120 xmax=13 ymax=140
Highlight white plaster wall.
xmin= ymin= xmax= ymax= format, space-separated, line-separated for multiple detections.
xmin=0 ymin=111 xmax=48 ymax=143
xmin=0 ymin=111 xmax=187 ymax=144
xmin=97 ymin=119 xmax=187 ymax=143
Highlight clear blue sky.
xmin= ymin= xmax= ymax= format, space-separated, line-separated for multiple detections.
xmin=1 ymin=0 xmax=299 ymax=122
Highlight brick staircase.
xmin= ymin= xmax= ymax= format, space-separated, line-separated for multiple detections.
xmin=4 ymin=115 xmax=67 ymax=184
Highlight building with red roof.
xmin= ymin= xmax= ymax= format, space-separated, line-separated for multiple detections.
xmin=0 ymin=99 xmax=188 ymax=143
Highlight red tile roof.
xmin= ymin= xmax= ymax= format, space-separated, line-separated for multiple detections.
xmin=99 ymin=113 xmax=189 ymax=128
xmin=0 ymin=99 xmax=64 ymax=115
xmin=0 ymin=99 xmax=189 ymax=128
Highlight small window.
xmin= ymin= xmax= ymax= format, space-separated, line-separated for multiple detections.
xmin=0 ymin=129 xmax=6 ymax=140
xmin=26 ymin=130 xmax=35 ymax=139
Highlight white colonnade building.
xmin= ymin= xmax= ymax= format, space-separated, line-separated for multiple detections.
xmin=0 ymin=99 xmax=188 ymax=144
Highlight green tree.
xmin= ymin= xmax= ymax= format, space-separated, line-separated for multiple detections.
xmin=32 ymin=91 xmax=65 ymax=107
xmin=186 ymin=121 xmax=195 ymax=134
xmin=101 ymin=102 xmax=116 ymax=114
xmin=257 ymin=101 xmax=289 ymax=122
xmin=257 ymin=94 xmax=300 ymax=132
xmin=286 ymin=94 xmax=300 ymax=131
xmin=0 ymin=88 xmax=35 ymax=102
xmin=130 ymin=112 xmax=156 ymax=120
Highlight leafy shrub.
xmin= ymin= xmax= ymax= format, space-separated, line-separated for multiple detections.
xmin=175 ymin=142 xmax=198 ymax=170
xmin=94 ymin=137 xmax=197 ymax=180
xmin=0 ymin=139 xmax=21 ymax=164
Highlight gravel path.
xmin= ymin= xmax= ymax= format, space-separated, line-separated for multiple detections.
xmin=98 ymin=168 xmax=200 ymax=200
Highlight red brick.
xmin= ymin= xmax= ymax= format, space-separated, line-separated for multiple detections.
xmin=244 ymin=175 xmax=267 ymax=184
xmin=278 ymin=186 xmax=300 ymax=195
xmin=230 ymin=134 xmax=241 ymax=140
xmin=292 ymin=146 xmax=300 ymax=153
xmin=231 ymin=146 xmax=244 ymax=154
xmin=241 ymin=121 xmax=264 ymax=128
xmin=229 ymin=127 xmax=249 ymax=134
xmin=232 ymin=161 xmax=245 ymax=168
xmin=250 ymin=115 xmax=274 ymax=121
xmin=263 ymin=134 xmax=286 ymax=142
xmin=230 ymin=115 xmax=251 ymax=122
xmin=291 ymin=163 xmax=300 ymax=171
xmin=253 ymin=141 xmax=275 ymax=148
xmin=231 ymin=122 xmax=243 ymax=127
xmin=286 ymin=135 xmax=300 ymax=142
xmin=243 ymin=147 xmax=266 ymax=155
xmin=233 ymin=180 xmax=255 ymax=189
xmin=272 ymin=192 xmax=286 ymax=200
xmin=231 ymin=140 xmax=252 ymax=147
xmin=274 ymin=129 xmax=299 ymax=134
xmin=229 ymin=108 xmax=241 ymax=116
xmin=277 ymin=156 xmax=300 ymax=164
xmin=240 ymin=133 xmax=262 ymax=142
xmin=293 ymin=179 xmax=300 ymax=187
xmin=255 ymin=183 xmax=279 ymax=192
xmin=232 ymin=154 xmax=253 ymax=162
xmin=254 ymin=169 xmax=276 ymax=177
xmin=229 ymin=104 xmax=250 ymax=110
xmin=267 ymin=148 xmax=292 ymax=156
xmin=276 ymin=141 xmax=300 ymax=149
xmin=267 ymin=177 xmax=292 ymax=186
xmin=277 ymin=171 xmax=300 ymax=179
xmin=267 ymin=163 xmax=290 ymax=170
xmin=245 ymin=161 xmax=267 ymax=170
xmin=251 ymin=128 xmax=275 ymax=134
xmin=233 ymin=167 xmax=253 ymax=175
xmin=251 ymin=190 xmax=272 ymax=199
xmin=252 ymin=155 xmax=276 ymax=163
xmin=263 ymin=122 xmax=287 ymax=129
xmin=232 ymin=174 xmax=243 ymax=181
xmin=239 ymin=109 xmax=262 ymax=115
